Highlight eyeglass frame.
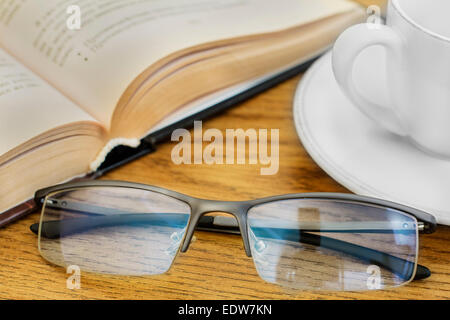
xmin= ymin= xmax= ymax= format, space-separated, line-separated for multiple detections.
xmin=33 ymin=180 xmax=437 ymax=282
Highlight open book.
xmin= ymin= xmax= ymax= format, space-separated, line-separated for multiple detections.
xmin=0 ymin=0 xmax=364 ymax=225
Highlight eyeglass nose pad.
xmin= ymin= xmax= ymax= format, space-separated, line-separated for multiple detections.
xmin=165 ymin=231 xmax=184 ymax=257
xmin=166 ymin=231 xmax=197 ymax=256
xmin=248 ymin=228 xmax=269 ymax=267
xmin=180 ymin=213 xmax=201 ymax=253
xmin=235 ymin=214 xmax=252 ymax=257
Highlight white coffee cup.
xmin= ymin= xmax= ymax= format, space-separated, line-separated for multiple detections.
xmin=332 ymin=0 xmax=450 ymax=158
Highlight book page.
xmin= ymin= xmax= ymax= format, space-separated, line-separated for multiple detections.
xmin=0 ymin=48 xmax=98 ymax=156
xmin=0 ymin=0 xmax=358 ymax=129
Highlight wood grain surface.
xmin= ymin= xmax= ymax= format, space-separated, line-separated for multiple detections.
xmin=0 ymin=0 xmax=449 ymax=300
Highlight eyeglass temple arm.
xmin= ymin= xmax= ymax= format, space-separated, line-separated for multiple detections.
xmin=30 ymin=211 xmax=430 ymax=281
xmin=196 ymin=216 xmax=430 ymax=281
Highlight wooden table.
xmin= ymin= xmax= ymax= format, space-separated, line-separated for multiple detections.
xmin=1 ymin=0 xmax=449 ymax=300
xmin=1 ymin=74 xmax=449 ymax=299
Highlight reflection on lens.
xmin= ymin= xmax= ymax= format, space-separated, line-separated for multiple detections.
xmin=247 ymin=199 xmax=418 ymax=291
xmin=38 ymin=187 xmax=191 ymax=275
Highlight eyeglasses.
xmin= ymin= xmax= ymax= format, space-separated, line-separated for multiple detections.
xmin=30 ymin=180 xmax=436 ymax=291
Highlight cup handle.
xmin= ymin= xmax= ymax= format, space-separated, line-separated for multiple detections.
xmin=332 ymin=23 xmax=407 ymax=136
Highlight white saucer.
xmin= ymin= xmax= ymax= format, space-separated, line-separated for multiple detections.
xmin=294 ymin=49 xmax=450 ymax=225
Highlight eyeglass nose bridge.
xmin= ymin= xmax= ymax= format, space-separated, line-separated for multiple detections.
xmin=180 ymin=200 xmax=253 ymax=256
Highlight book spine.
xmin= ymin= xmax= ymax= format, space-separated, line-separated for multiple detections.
xmin=0 ymin=200 xmax=37 ymax=228
xmin=95 ymin=138 xmax=156 ymax=176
